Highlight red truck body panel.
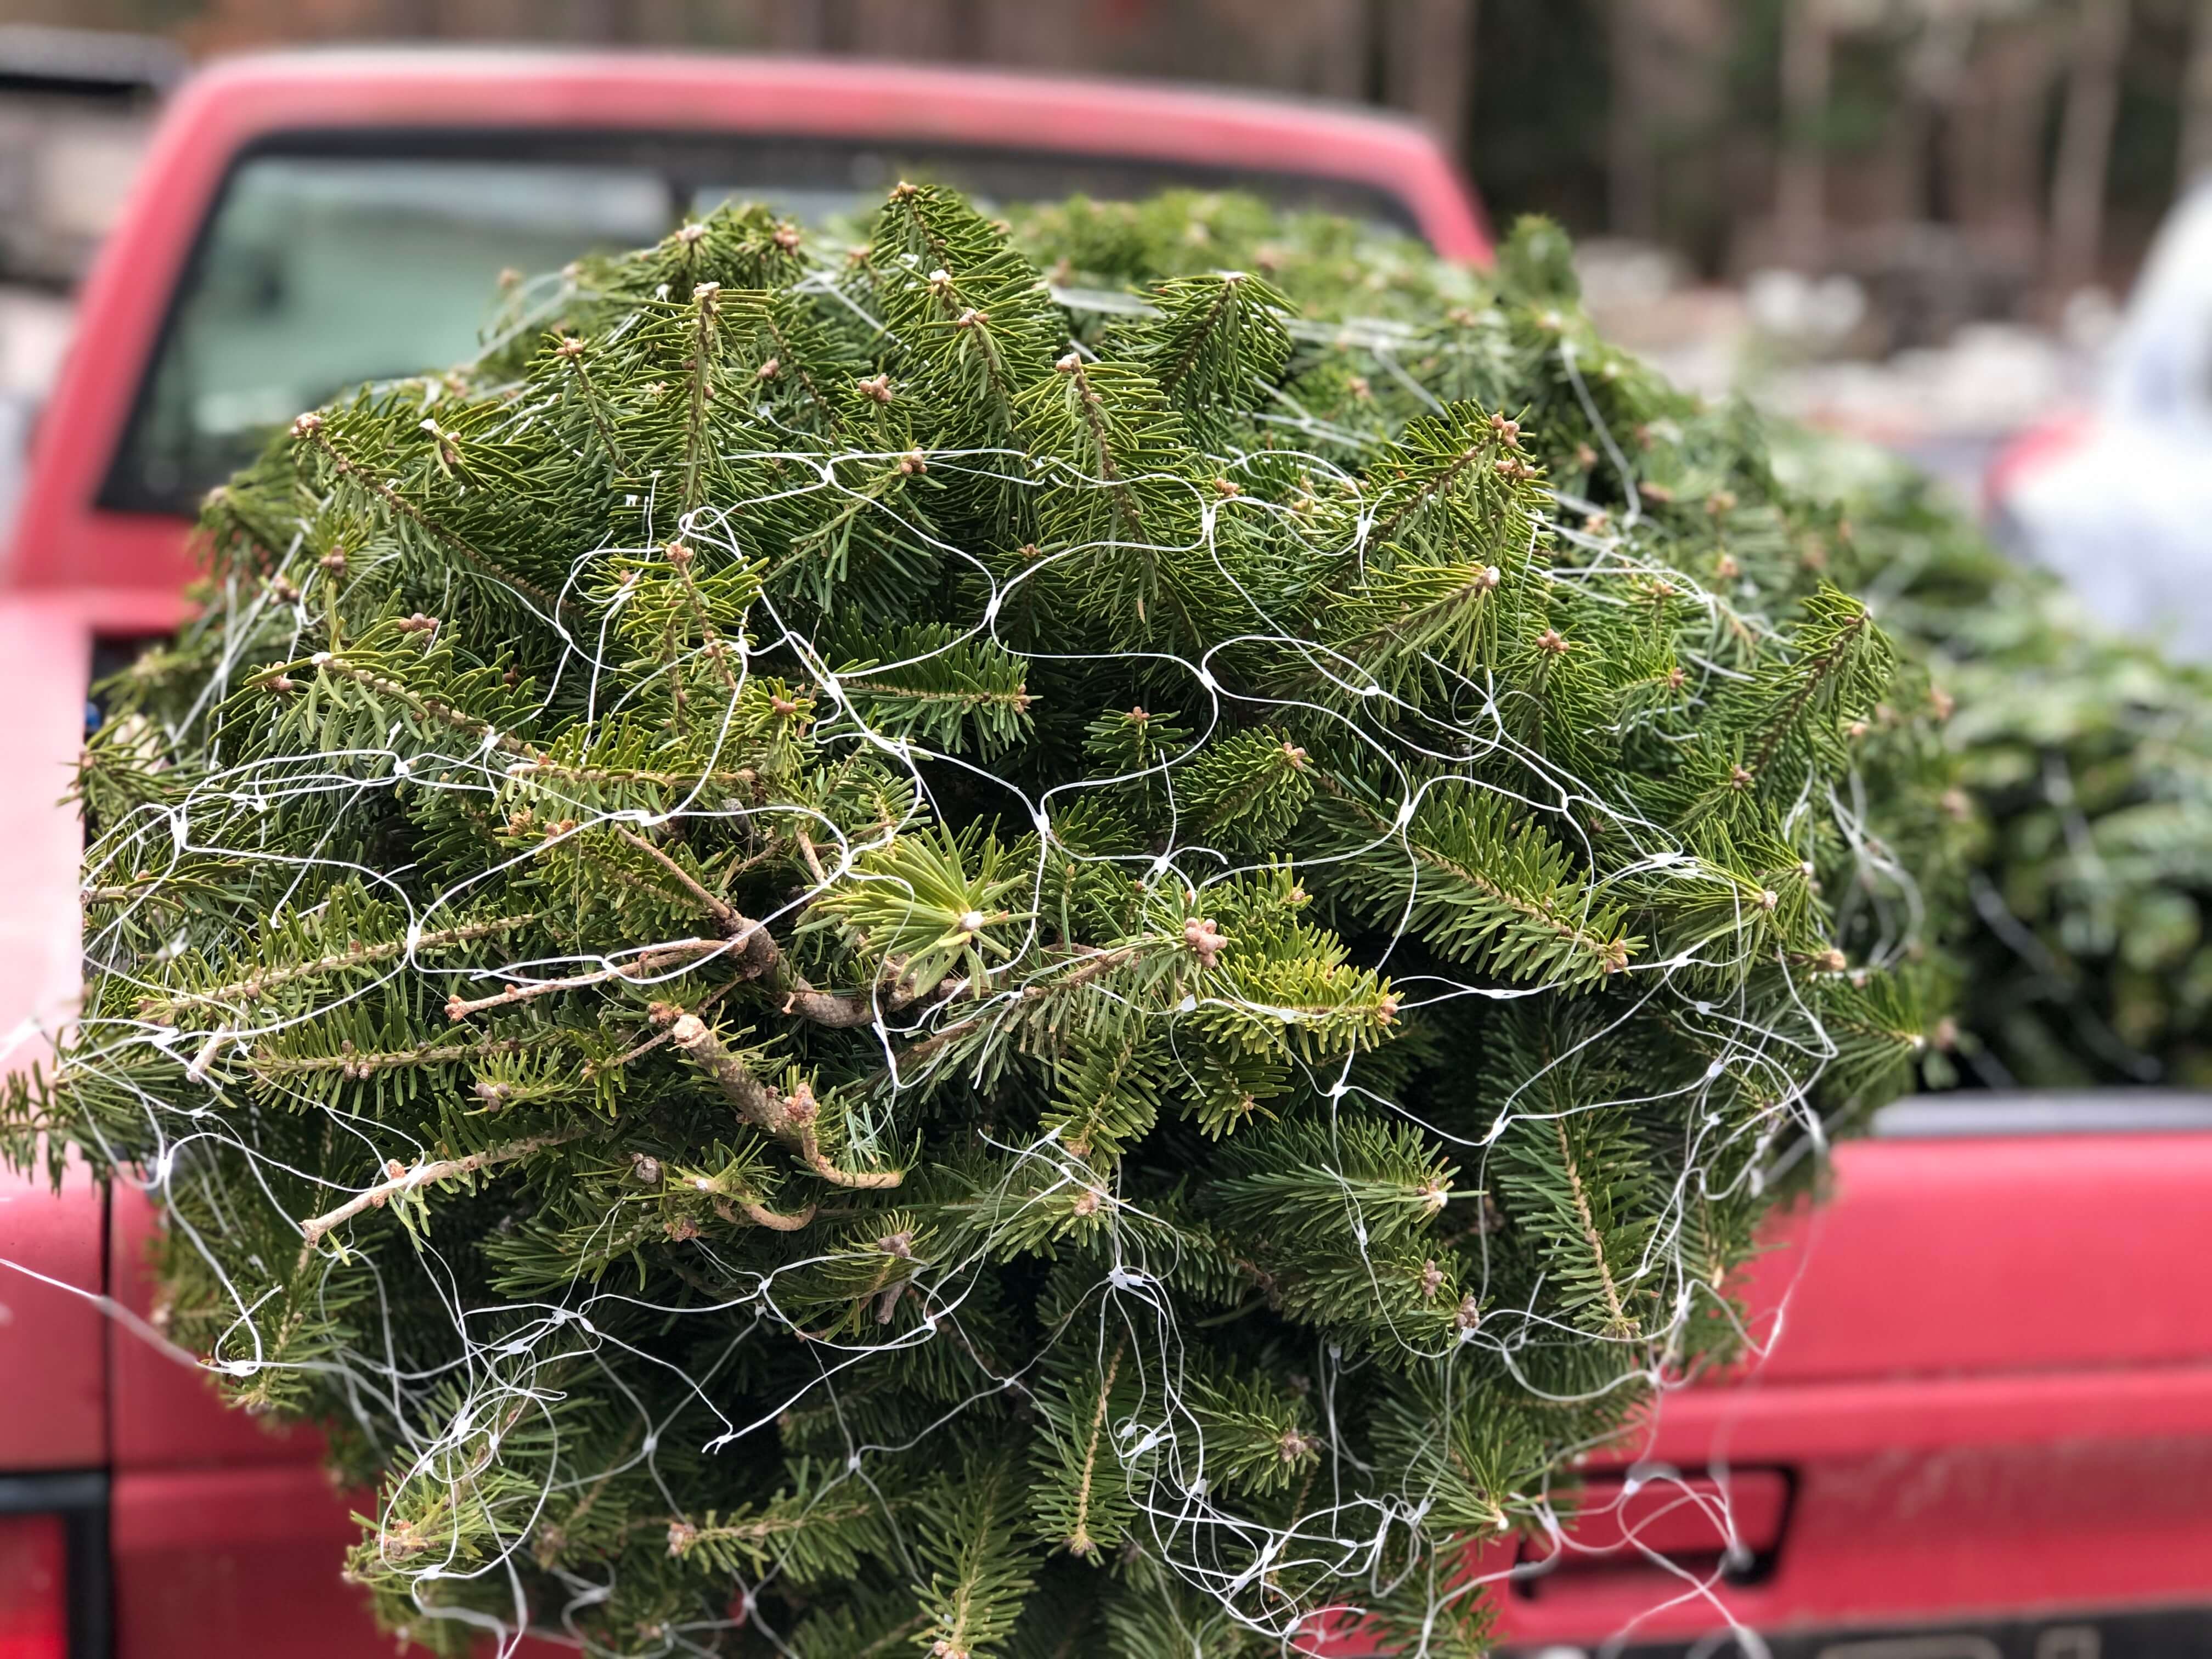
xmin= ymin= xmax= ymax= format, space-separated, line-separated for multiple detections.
xmin=1489 ymin=1132 xmax=2212 ymax=1647
xmin=0 ymin=1169 xmax=105 ymax=1475
xmin=1 ymin=45 xmax=2208 ymax=1659
xmin=0 ymin=600 xmax=108 ymax=1477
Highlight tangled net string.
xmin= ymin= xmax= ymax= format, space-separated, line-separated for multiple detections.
xmin=27 ymin=191 xmax=1943 ymax=1658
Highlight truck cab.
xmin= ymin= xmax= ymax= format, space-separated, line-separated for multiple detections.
xmin=2 ymin=48 xmax=2208 ymax=1659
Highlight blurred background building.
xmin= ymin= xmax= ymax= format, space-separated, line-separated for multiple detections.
xmin=0 ymin=0 xmax=2207 ymax=499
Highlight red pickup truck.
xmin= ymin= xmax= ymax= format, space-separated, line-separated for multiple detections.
xmin=2 ymin=48 xmax=2209 ymax=1659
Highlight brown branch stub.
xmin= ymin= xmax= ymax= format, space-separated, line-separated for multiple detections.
xmin=298 ymin=1128 xmax=585 ymax=1250
xmin=443 ymin=938 xmax=725 ymax=1020
xmin=601 ymin=830 xmax=902 ymax=1018
xmin=139 ymin=912 xmax=541 ymax=1019
xmin=668 ymin=1013 xmax=782 ymax=1125
xmin=1553 ymin=1116 xmax=1637 ymax=1340
xmin=612 ymin=827 xmax=747 ymax=938
xmin=713 ymin=1195 xmax=818 ymax=1233
xmin=668 ymin=1015 xmax=901 ymax=1191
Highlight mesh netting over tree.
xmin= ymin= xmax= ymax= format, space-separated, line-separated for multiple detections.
xmin=1022 ymin=190 xmax=2212 ymax=1094
xmin=8 ymin=190 xmax=1949 ymax=1656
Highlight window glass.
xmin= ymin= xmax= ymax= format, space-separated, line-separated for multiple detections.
xmin=688 ymin=145 xmax=1421 ymax=237
xmin=103 ymin=136 xmax=1423 ymax=516
xmin=105 ymin=157 xmax=673 ymax=511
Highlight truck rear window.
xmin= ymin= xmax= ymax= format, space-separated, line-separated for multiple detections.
xmin=100 ymin=133 xmax=1422 ymax=516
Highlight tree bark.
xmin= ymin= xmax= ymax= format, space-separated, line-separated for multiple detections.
xmin=1379 ymin=0 xmax=1476 ymax=167
xmin=2048 ymin=0 xmax=2131 ymax=296
xmin=1777 ymin=0 xmax=1832 ymax=268
xmin=573 ymin=0 xmax=636 ymax=42
xmin=385 ymin=0 xmax=441 ymax=35
xmin=2184 ymin=0 xmax=2212 ymax=185
xmin=1608 ymin=0 xmax=1657 ymax=238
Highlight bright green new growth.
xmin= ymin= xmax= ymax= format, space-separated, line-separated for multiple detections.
xmin=14 ymin=189 xmax=1943 ymax=1657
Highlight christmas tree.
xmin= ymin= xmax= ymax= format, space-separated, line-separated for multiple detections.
xmin=9 ymin=190 xmax=1942 ymax=1656
xmin=1012 ymin=188 xmax=2208 ymax=1092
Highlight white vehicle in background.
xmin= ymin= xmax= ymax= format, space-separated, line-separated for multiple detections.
xmin=1986 ymin=176 xmax=2212 ymax=659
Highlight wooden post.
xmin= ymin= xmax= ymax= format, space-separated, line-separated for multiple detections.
xmin=849 ymin=0 xmax=975 ymax=59
xmin=764 ymin=0 xmax=841 ymax=52
xmin=1608 ymin=0 xmax=1657 ymax=238
xmin=573 ymin=0 xmax=636 ymax=41
xmin=1778 ymin=0 xmax=1832 ymax=269
xmin=2183 ymin=0 xmax=2212 ymax=185
xmin=2048 ymin=0 xmax=2131 ymax=296
xmin=385 ymin=0 xmax=441 ymax=35
xmin=1380 ymin=0 xmax=1476 ymax=167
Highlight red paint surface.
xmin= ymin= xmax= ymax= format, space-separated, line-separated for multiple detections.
xmin=1734 ymin=1133 xmax=2212 ymax=1383
xmin=104 ymin=1199 xmax=385 ymax=1658
xmin=0 ymin=597 xmax=99 ymax=1063
xmin=94 ymin=1128 xmax=2212 ymax=1655
xmin=0 ymin=55 xmax=1483 ymax=1658
xmin=1486 ymin=1136 xmax=2212 ymax=1648
xmin=1519 ymin=1470 xmax=1790 ymax=1577
xmin=0 ymin=1168 xmax=105 ymax=1475
xmin=0 ymin=593 xmax=139 ymax=1476
xmin=110 ymin=1466 xmax=385 ymax=1659
xmin=106 ymin=1182 xmax=328 ymax=1472
xmin=1983 ymin=409 xmax=2092 ymax=517
xmin=0 ymin=1512 xmax=68 ymax=1659
xmin=1491 ymin=1435 xmax=2212 ymax=1646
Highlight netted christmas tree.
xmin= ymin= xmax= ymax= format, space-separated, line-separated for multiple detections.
xmin=8 ymin=189 xmax=1946 ymax=1656
xmin=1014 ymin=194 xmax=1972 ymax=1081
xmin=1018 ymin=190 xmax=2212 ymax=1094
